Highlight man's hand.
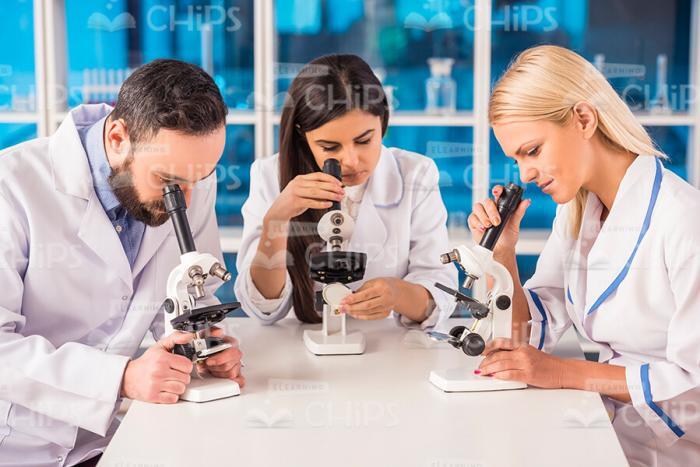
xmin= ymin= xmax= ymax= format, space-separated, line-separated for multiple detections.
xmin=195 ymin=326 xmax=245 ymax=388
xmin=120 ymin=331 xmax=195 ymax=404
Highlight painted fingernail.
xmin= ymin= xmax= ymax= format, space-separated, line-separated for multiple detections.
xmin=473 ymin=369 xmax=481 ymax=375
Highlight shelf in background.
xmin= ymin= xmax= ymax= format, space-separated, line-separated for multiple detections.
xmin=225 ymin=110 xmax=257 ymax=125
xmin=269 ymin=110 xmax=476 ymax=127
xmin=220 ymin=226 xmax=244 ymax=253
xmin=446 ymin=228 xmax=549 ymax=255
xmin=218 ymin=226 xmax=549 ymax=255
xmin=634 ymin=111 xmax=697 ymax=126
xmin=389 ymin=111 xmax=476 ymax=126
xmin=48 ymin=108 xmax=698 ymax=128
xmin=0 ymin=112 xmax=38 ymax=124
xmin=266 ymin=110 xmax=697 ymax=128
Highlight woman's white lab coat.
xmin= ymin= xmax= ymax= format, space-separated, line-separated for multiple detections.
xmin=524 ymin=155 xmax=700 ymax=466
xmin=234 ymin=146 xmax=457 ymax=328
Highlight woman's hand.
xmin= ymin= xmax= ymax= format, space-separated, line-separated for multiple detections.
xmin=338 ymin=278 xmax=397 ymax=320
xmin=266 ymin=172 xmax=345 ymax=222
xmin=195 ymin=326 xmax=245 ymax=388
xmin=476 ymin=338 xmax=566 ymax=389
xmin=468 ymin=185 xmax=530 ymax=258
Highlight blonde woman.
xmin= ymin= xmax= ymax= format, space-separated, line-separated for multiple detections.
xmin=470 ymin=45 xmax=700 ymax=466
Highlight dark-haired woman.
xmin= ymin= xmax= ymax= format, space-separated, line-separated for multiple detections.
xmin=234 ymin=54 xmax=456 ymax=328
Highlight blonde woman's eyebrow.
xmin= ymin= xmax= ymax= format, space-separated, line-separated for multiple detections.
xmin=514 ymin=139 xmax=539 ymax=156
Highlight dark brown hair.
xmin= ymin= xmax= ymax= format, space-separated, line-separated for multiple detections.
xmin=279 ymin=54 xmax=389 ymax=323
xmin=111 ymin=59 xmax=227 ymax=145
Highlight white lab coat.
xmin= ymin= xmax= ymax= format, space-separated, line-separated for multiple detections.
xmin=0 ymin=105 xmax=224 ymax=466
xmin=234 ymin=146 xmax=457 ymax=328
xmin=524 ymin=155 xmax=700 ymax=466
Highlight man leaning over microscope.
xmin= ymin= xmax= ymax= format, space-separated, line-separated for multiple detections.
xmin=0 ymin=59 xmax=244 ymax=467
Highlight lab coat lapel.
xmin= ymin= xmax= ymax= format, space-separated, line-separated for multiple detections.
xmin=347 ymin=146 xmax=401 ymax=264
xmin=583 ymin=156 xmax=663 ymax=320
xmin=568 ymin=193 xmax=603 ymax=331
xmin=50 ymin=107 xmax=133 ymax=290
xmin=131 ymin=222 xmax=172 ymax=278
xmin=77 ymin=194 xmax=133 ymax=289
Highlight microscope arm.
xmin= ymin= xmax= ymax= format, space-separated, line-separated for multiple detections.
xmin=432 ymin=183 xmax=524 ymax=356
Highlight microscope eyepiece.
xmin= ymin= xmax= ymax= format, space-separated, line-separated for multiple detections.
xmin=163 ymin=184 xmax=196 ymax=254
xmin=479 ymin=183 xmax=524 ymax=251
xmin=323 ymin=158 xmax=342 ymax=181
xmin=323 ymin=159 xmax=342 ymax=211
xmin=163 ymin=184 xmax=189 ymax=215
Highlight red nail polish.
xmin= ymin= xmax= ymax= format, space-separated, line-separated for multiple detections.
xmin=473 ymin=369 xmax=481 ymax=375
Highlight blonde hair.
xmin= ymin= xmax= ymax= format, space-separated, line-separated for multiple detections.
xmin=489 ymin=45 xmax=664 ymax=238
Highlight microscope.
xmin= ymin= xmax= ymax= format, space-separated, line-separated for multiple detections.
xmin=161 ymin=184 xmax=242 ymax=402
xmin=428 ymin=183 xmax=528 ymax=392
xmin=303 ymin=159 xmax=368 ymax=355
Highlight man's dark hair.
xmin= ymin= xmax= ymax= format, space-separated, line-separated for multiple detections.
xmin=111 ymin=59 xmax=227 ymax=144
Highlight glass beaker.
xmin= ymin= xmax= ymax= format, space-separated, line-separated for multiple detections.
xmin=426 ymin=58 xmax=457 ymax=115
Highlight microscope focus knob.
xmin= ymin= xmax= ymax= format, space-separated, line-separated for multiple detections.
xmin=461 ymin=333 xmax=486 ymax=356
xmin=496 ymin=295 xmax=511 ymax=311
xmin=163 ymin=298 xmax=175 ymax=314
xmin=448 ymin=325 xmax=467 ymax=349
xmin=210 ymin=263 xmax=232 ymax=282
xmin=173 ymin=343 xmax=196 ymax=360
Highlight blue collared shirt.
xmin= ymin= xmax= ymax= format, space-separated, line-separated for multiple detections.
xmin=77 ymin=115 xmax=145 ymax=269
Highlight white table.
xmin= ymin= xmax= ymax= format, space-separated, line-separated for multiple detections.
xmin=99 ymin=318 xmax=628 ymax=467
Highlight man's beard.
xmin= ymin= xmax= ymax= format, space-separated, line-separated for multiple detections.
xmin=108 ymin=156 xmax=170 ymax=227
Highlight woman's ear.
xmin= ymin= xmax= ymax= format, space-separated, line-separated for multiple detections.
xmin=572 ymin=101 xmax=598 ymax=140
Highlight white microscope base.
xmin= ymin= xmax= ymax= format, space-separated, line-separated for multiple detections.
xmin=180 ymin=376 xmax=241 ymax=402
xmin=429 ymin=367 xmax=527 ymax=392
xmin=303 ymin=329 xmax=366 ymax=355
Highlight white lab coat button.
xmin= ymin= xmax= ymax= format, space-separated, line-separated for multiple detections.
xmin=57 ymin=456 xmax=63 ymax=464
xmin=121 ymin=295 xmax=128 ymax=301
xmin=115 ymin=225 xmax=123 ymax=233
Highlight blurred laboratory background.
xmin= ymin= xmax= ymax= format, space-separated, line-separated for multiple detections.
xmin=0 ymin=0 xmax=697 ymax=304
